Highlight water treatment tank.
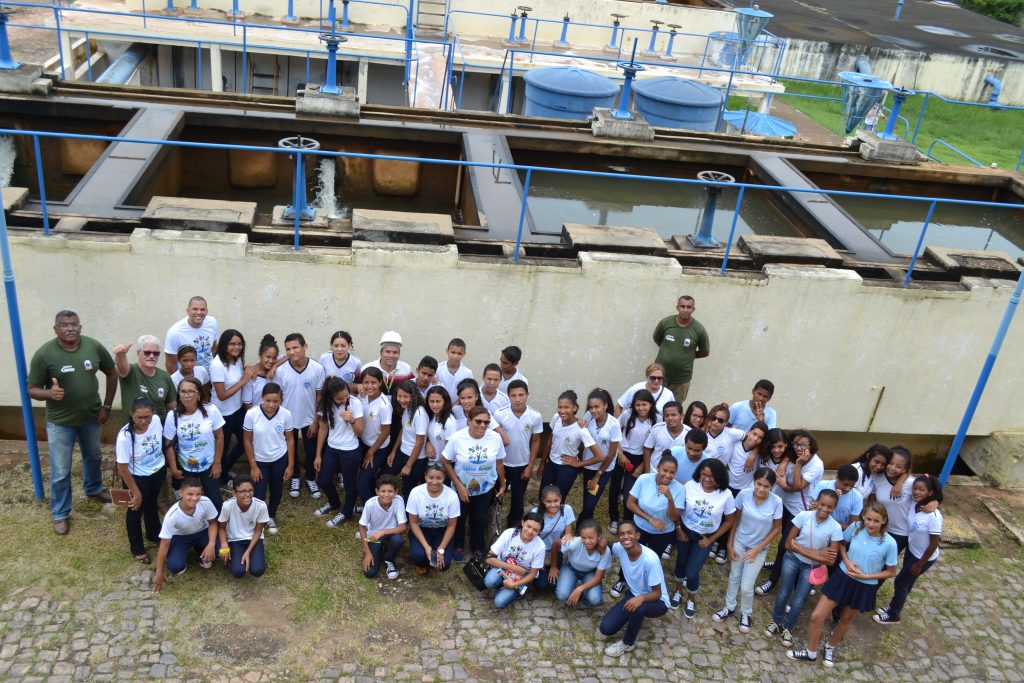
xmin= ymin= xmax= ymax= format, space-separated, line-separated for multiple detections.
xmin=522 ymin=67 xmax=619 ymax=121
xmin=631 ymin=77 xmax=723 ymax=131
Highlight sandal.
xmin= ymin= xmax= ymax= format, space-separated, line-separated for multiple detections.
xmin=134 ymin=553 xmax=151 ymax=564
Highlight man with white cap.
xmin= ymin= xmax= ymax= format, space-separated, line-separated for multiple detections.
xmin=360 ymin=331 xmax=414 ymax=398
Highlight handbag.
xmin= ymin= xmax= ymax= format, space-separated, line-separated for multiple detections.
xmin=463 ymin=556 xmax=488 ymax=591
xmin=807 ymin=519 xmax=828 ymax=586
xmin=109 ymin=441 xmax=133 ymax=509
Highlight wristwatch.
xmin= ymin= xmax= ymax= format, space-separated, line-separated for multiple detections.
xmin=437 ymin=548 xmax=445 ymax=555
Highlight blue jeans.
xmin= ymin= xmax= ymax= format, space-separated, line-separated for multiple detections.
xmin=409 ymin=525 xmax=454 ymax=570
xmin=166 ymin=529 xmax=211 ymax=574
xmin=356 ymin=446 xmax=387 ymax=507
xmin=255 ymin=455 xmax=288 ymax=519
xmin=725 ymin=542 xmax=768 ymax=616
xmin=886 ymin=550 xmax=935 ymax=619
xmin=772 ymin=552 xmax=813 ymax=629
xmin=674 ymin=529 xmax=714 ymax=593
xmin=484 ymin=566 xmax=527 ymax=608
xmin=555 ymin=563 xmax=603 ymax=607
xmin=364 ymin=533 xmax=403 ymax=578
xmin=599 ymin=593 xmax=669 ymax=646
xmin=227 ymin=539 xmax=267 ymax=578
xmin=47 ymin=420 xmax=104 ymax=520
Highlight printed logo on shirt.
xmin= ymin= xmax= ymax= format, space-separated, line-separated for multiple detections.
xmin=683 ymin=339 xmax=692 ymax=348
xmin=84 ymin=360 xmax=94 ymax=371
xmin=467 ymin=443 xmax=489 ymax=464
xmin=665 ymin=335 xmax=676 ymax=342
xmin=157 ymin=388 xmax=166 ymax=398
xmin=523 ymin=423 xmax=532 ymax=432
xmin=716 ymin=445 xmax=726 ymax=456
xmin=274 ymin=422 xmax=285 ymax=434
xmin=140 ymin=386 xmax=150 ymax=394
xmin=303 ymin=381 xmax=312 ymax=390
xmin=503 ymin=540 xmax=529 ymax=566
xmin=140 ymin=434 xmax=161 ymax=454
xmin=61 ymin=365 xmax=74 ymax=373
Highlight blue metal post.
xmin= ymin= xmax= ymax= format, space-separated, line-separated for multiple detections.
xmin=165 ymin=0 xmax=176 ymax=13
xmin=189 ymin=0 xmax=198 ymax=9
xmin=241 ymin=24 xmax=247 ymax=93
xmin=0 ymin=186 xmax=44 ymax=500
xmin=663 ymin=25 xmax=679 ymax=59
xmin=32 ymin=135 xmax=50 ymax=236
xmin=716 ymin=65 xmax=737 ymax=132
xmin=612 ymin=40 xmax=643 ymax=120
xmin=293 ymin=151 xmax=302 ymax=249
xmin=403 ymin=0 xmax=413 ymax=86
xmin=554 ymin=14 xmax=570 ymax=48
xmin=52 ymin=4 xmax=65 ymax=79
xmin=516 ymin=7 xmax=529 ymax=43
xmin=606 ymin=16 xmax=622 ymax=51
xmin=894 ymin=0 xmax=904 ymax=20
xmin=0 ymin=8 xmax=20 ymax=70
xmin=902 ymin=200 xmax=937 ymax=287
xmin=938 ymin=268 xmax=1024 ymax=485
xmin=196 ymin=42 xmax=203 ymax=89
xmin=880 ymin=88 xmax=912 ymax=141
xmin=719 ymin=186 xmax=745 ymax=274
xmin=340 ymin=0 xmax=350 ymax=29
xmin=229 ymin=0 xmax=241 ymax=18
xmin=644 ymin=22 xmax=660 ymax=55
xmin=514 ymin=168 xmax=531 ymax=263
xmin=506 ymin=12 xmax=518 ymax=45
xmin=320 ymin=37 xmax=342 ymax=94
xmin=506 ymin=49 xmax=515 ymax=114
xmin=284 ymin=0 xmax=296 ymax=21
xmin=693 ymin=190 xmax=721 ymax=247
xmin=911 ymin=92 xmax=929 ymax=144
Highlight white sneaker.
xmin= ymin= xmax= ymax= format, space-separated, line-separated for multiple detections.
xmin=661 ymin=546 xmax=672 ymax=561
xmin=289 ymin=478 xmax=301 ymax=498
xmin=306 ymin=480 xmax=322 ymax=499
xmin=173 ymin=488 xmax=182 ymax=502
xmin=610 ymin=580 xmax=626 ymax=599
xmin=266 ymin=518 xmax=278 ymax=534
xmin=327 ymin=512 xmax=347 ymax=528
xmin=314 ymin=503 xmax=333 ymax=517
xmin=608 ymin=520 xmax=619 ymax=534
xmin=604 ymin=640 xmax=635 ymax=657
xmin=385 ymin=560 xmax=399 ymax=580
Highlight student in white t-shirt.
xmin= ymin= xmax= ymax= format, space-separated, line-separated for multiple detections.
xmin=849 ymin=444 xmax=892 ymax=501
xmin=216 ymin=474 xmax=269 ymax=578
xmin=538 ymin=390 xmax=601 ymax=500
xmin=492 ymin=380 xmax=543 ymax=529
xmin=612 ymin=389 xmax=658 ymax=532
xmin=435 ymin=338 xmax=474 ymax=400
xmin=554 ymin=519 xmax=612 ymax=608
xmin=163 ymin=296 xmax=218 ymax=373
xmin=480 ymin=363 xmax=511 ymax=415
xmin=152 ymin=478 xmax=219 ymax=593
xmin=170 ymin=345 xmax=211 ymax=403
xmin=388 ymin=380 xmax=429 ymax=500
xmin=240 ymin=335 xmax=279 ymax=410
xmin=355 ymin=367 xmax=393 ymax=509
xmin=483 ymin=511 xmax=546 ymax=608
xmin=313 ymin=377 xmax=365 ymax=528
xmin=580 ymin=388 xmax=622 ymax=523
xmin=116 ymin=397 xmax=167 ymax=564
xmin=615 ymin=362 xmax=673 ymax=417
xmin=358 ymin=475 xmax=408 ymax=580
xmin=874 ymin=476 xmax=943 ymax=625
xmin=497 ymin=345 xmax=528 ymax=395
xmin=210 ymin=329 xmax=254 ymax=489
xmin=423 ymin=386 xmax=457 ymax=464
xmin=642 ymin=401 xmax=688 ymax=475
xmin=242 ymin=382 xmax=295 ymax=535
xmin=413 ymin=356 xmax=439 ymax=399
xmin=703 ymin=402 xmax=746 ymax=466
xmin=406 ymin=463 xmax=461 ymax=574
xmin=276 ymin=333 xmax=326 ymax=500
xmin=163 ymin=377 xmax=225 ymax=509
xmin=318 ymin=330 xmax=362 ymax=384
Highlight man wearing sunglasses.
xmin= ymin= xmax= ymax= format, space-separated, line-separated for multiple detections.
xmin=28 ymin=310 xmax=118 ymax=535
xmin=652 ymin=295 xmax=710 ymax=404
xmin=114 ymin=335 xmax=177 ymax=420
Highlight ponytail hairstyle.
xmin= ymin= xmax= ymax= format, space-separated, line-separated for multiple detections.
xmin=752 ymin=466 xmax=777 ymax=487
xmin=914 ymin=473 xmax=944 ymax=507
xmin=624 ymin=388 xmax=658 ymax=439
xmin=318 ymin=376 xmax=351 ymax=431
xmin=586 ymin=387 xmax=614 ymax=420
xmin=557 ymin=389 xmax=579 ymax=417
xmin=747 ymin=419 xmax=770 ymax=458
xmin=424 ymin=385 xmax=453 ymax=425
xmin=456 ymin=378 xmax=482 ymax=407
xmin=123 ymin=396 xmax=158 ymax=466
xmin=258 ymin=334 xmax=279 ymax=358
xmin=857 ymin=501 xmax=890 ymax=544
xmin=538 ymin=484 xmax=564 ymax=516
xmin=396 ymin=379 xmax=425 ymax=426
xmin=329 ymin=330 xmax=354 ymax=349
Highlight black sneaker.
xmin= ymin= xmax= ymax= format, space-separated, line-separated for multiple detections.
xmin=787 ymin=649 xmax=817 ymax=663
xmin=670 ymin=591 xmax=682 ymax=610
xmin=684 ymin=598 xmax=696 ymax=619
xmin=711 ymin=607 xmax=734 ymax=622
xmin=761 ymin=561 xmax=775 ymax=572
xmin=610 ymin=580 xmax=626 ymax=599
xmin=754 ymin=579 xmax=775 ymax=595
xmin=739 ymin=614 xmax=752 ymax=633
xmin=872 ymin=613 xmax=901 ymax=625
xmin=823 ymin=645 xmax=836 ymax=668
xmin=714 ymin=546 xmax=728 ymax=564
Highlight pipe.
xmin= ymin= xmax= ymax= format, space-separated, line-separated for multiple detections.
xmin=984 ymin=74 xmax=1002 ymax=104
xmin=95 ymin=43 xmax=154 ymax=84
xmin=854 ymin=56 xmax=872 ymax=75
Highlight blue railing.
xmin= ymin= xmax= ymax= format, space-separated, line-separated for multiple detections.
xmin=926 ymin=139 xmax=985 ymax=167
xmin=2 ymin=126 xmax=1022 ymax=285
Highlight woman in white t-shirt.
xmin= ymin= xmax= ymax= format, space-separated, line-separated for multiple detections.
xmin=423 ymin=386 xmax=456 ymax=463
xmin=611 ymin=389 xmax=658 ymax=533
xmin=210 ymin=329 xmax=256 ymax=488
xmin=406 ymin=463 xmax=461 ymax=574
xmin=615 ymin=363 xmax=673 ymax=417
xmin=869 ymin=446 xmax=917 ymax=556
xmin=240 ymin=335 xmax=279 ymax=411
xmin=580 ymin=388 xmax=622 ymax=523
xmin=355 ymin=367 xmax=393 ymax=509
xmin=388 ymin=379 xmax=429 ymax=499
xmin=483 ymin=510 xmax=546 ymax=608
xmin=242 ymin=382 xmax=295 ymax=534
xmin=116 ymin=397 xmax=167 ymax=564
xmin=672 ymin=458 xmax=736 ymax=619
xmin=163 ymin=377 xmax=225 ymax=509
xmin=319 ymin=330 xmax=362 ymax=384
xmin=850 ymin=444 xmax=892 ymax=501
xmin=216 ymin=473 xmax=269 ymax=578
xmin=313 ymin=377 xmax=365 ymax=528
xmin=170 ymin=345 xmax=211 ymax=403
xmin=539 ymin=390 xmax=601 ymax=500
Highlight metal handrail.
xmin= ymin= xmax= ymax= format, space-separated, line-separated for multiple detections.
xmin=926 ymin=139 xmax=985 ymax=167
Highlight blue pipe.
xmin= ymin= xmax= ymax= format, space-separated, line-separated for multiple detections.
xmin=939 ymin=268 xmax=1024 ymax=485
xmin=514 ymin=168 xmax=531 ymax=263
xmin=902 ymin=200 xmax=937 ymax=286
xmin=719 ymin=185 xmax=745 ymax=273
xmin=32 ymin=135 xmax=49 ymax=236
xmin=95 ymin=43 xmax=153 ymax=84
xmin=284 ymin=0 xmax=296 ymax=22
xmin=0 ymin=186 xmax=44 ymax=500
xmin=0 ymin=9 xmax=20 ymax=70
xmin=854 ymin=56 xmax=871 ymax=75
xmin=984 ymin=74 xmax=1002 ymax=104
xmin=506 ymin=12 xmax=517 ymax=45
xmin=554 ymin=14 xmax=570 ymax=48
xmin=895 ymin=0 xmax=904 ymax=20
xmin=516 ymin=9 xmax=529 ymax=43
xmin=341 ymin=0 xmax=350 ymax=29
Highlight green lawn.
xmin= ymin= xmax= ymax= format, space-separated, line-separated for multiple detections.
xmin=765 ymin=79 xmax=1024 ymax=170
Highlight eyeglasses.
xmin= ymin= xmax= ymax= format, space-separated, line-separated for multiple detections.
xmin=179 ymin=389 xmax=198 ymax=396
xmin=133 ymin=414 xmax=154 ymax=421
xmin=647 ymin=376 xmax=664 ymax=382
xmin=235 ymin=489 xmax=254 ymax=495
xmin=793 ymin=442 xmax=811 ymax=450
xmin=56 ymin=323 xmax=81 ymax=330
xmin=471 ymin=419 xmax=490 ymax=426
xmin=141 ymin=350 xmax=160 ymax=357
xmin=712 ymin=417 xmax=727 ymax=424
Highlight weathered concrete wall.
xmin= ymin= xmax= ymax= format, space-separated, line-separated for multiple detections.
xmin=961 ymin=431 xmax=1024 ymax=488
xmin=2 ymin=230 xmax=1022 ymax=440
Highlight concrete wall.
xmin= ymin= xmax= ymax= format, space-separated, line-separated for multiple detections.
xmin=2 ymin=229 xmax=1023 ymax=440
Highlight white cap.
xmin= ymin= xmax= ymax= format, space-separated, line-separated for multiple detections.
xmin=379 ymin=330 xmax=403 ymax=347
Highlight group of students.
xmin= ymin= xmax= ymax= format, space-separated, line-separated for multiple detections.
xmin=114 ymin=328 xmax=944 ymax=664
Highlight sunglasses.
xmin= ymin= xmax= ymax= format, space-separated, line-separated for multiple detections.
xmin=471 ymin=419 xmax=490 ymax=426
xmin=141 ymin=350 xmax=160 ymax=357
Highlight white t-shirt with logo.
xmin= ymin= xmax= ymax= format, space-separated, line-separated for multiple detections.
xmin=275 ymin=359 xmax=326 ymax=428
xmin=907 ymin=508 xmax=942 ymax=561
xmin=645 ymin=422 xmax=690 ymax=469
xmin=242 ymin=406 xmax=294 ymax=462
xmin=241 ymin=375 xmax=269 ymax=409
xmin=210 ymin=356 xmax=244 ymax=416
xmin=682 ymin=480 xmax=736 ymax=535
xmin=490 ymin=527 xmax=545 ymax=570
xmin=584 ymin=414 xmax=622 ymax=472
xmin=164 ymin=405 xmax=225 ymax=472
xmin=171 ymin=366 xmax=210 ymax=391
xmin=618 ymin=411 xmax=654 ymax=456
xmin=436 ymin=363 xmax=474 ymax=400
xmin=548 ymin=414 xmax=597 ymax=466
xmin=405 ymin=484 xmax=461 ymax=529
xmin=360 ymin=394 xmax=393 ymax=450
xmin=318 ymin=351 xmax=362 ymax=384
xmin=164 ymin=316 xmax=219 ymax=371
xmin=493 ymin=405 xmax=543 ymax=468
xmin=324 ymin=397 xmax=364 ymax=451
xmin=704 ymin=426 xmax=745 ymax=465
xmin=497 ymin=369 xmax=528 ymax=395
xmin=481 ymin=390 xmax=511 ymax=416
xmin=399 ymin=405 xmax=430 ymax=457
xmin=426 ymin=415 xmax=457 ymax=461
xmin=159 ymin=496 xmax=218 ymax=539
xmin=115 ymin=418 xmax=165 ymax=477
xmin=218 ymin=497 xmax=270 ymax=543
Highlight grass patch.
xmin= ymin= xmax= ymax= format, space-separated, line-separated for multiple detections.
xmin=775 ymin=78 xmax=1024 ymax=169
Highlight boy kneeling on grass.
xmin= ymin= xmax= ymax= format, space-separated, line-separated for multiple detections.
xmin=153 ymin=478 xmax=219 ymax=593
xmin=359 ymin=474 xmax=408 ymax=580
xmin=217 ymin=474 xmax=269 ymax=578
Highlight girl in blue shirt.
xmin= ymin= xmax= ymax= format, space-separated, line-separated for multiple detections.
xmin=530 ymin=485 xmax=575 ymax=593
xmin=553 ymin=519 xmax=612 ymax=608
xmin=790 ymin=501 xmax=899 ymax=668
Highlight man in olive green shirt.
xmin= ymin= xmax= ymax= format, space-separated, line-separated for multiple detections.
xmin=652 ymin=295 xmax=710 ymax=403
xmin=27 ymin=310 xmax=117 ymax=535
xmin=114 ymin=334 xmax=177 ymax=420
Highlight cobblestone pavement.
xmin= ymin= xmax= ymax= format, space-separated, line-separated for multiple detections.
xmin=3 ymin=548 xmax=1023 ymax=682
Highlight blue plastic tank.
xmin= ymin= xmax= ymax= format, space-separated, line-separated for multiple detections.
xmin=710 ymin=31 xmax=742 ymax=68
xmin=631 ymin=77 xmax=723 ymax=131
xmin=522 ymin=67 xmax=619 ymax=120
